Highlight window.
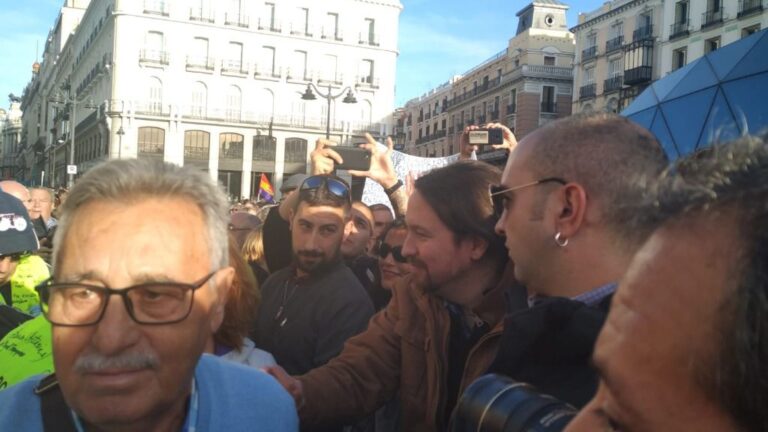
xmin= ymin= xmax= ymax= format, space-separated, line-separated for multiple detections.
xmin=611 ymin=21 xmax=624 ymax=39
xmin=255 ymin=88 xmax=274 ymax=117
xmin=259 ymin=46 xmax=276 ymax=76
xmin=184 ymin=130 xmax=210 ymax=160
xmin=294 ymin=7 xmax=309 ymax=35
xmin=743 ymin=24 xmax=761 ymax=38
xmin=138 ymin=127 xmax=165 ymax=154
xmin=586 ymin=33 xmax=597 ymax=48
xmin=226 ymin=85 xmax=242 ymax=120
xmin=608 ymin=58 xmax=623 ymax=77
xmin=190 ymin=81 xmax=207 ymax=117
xmin=225 ymin=42 xmax=244 ymax=71
xmin=285 ymin=138 xmax=308 ymax=163
xmin=705 ymin=37 xmax=720 ymax=54
xmin=363 ymin=18 xmax=376 ymax=45
xmin=325 ymin=13 xmax=339 ymax=39
xmin=252 ymin=136 xmax=276 ymax=161
xmin=359 ymin=59 xmax=374 ymax=84
xmin=264 ymin=2 xmax=276 ymax=29
xmin=148 ymin=77 xmax=163 ymax=113
xmin=322 ymin=54 xmax=338 ymax=82
xmin=189 ymin=37 xmax=210 ymax=68
xmin=584 ymin=67 xmax=595 ymax=84
xmin=143 ymin=31 xmax=165 ymax=63
xmin=673 ymin=47 xmax=687 ymax=70
xmin=292 ymin=50 xmax=307 ymax=79
xmin=542 ymin=86 xmax=556 ymax=112
xmin=544 ymin=56 xmax=556 ymax=66
xmin=219 ymin=133 xmax=244 ymax=159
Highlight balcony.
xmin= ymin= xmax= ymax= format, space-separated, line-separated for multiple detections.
xmin=357 ymin=75 xmax=380 ymax=89
xmin=701 ymin=9 xmax=724 ymax=29
xmin=221 ymin=60 xmax=248 ymax=76
xmin=321 ymin=28 xmax=344 ymax=41
xmin=290 ymin=24 xmax=313 ymax=37
xmin=318 ymin=74 xmax=344 ymax=85
xmin=358 ymin=33 xmax=380 ymax=46
xmin=186 ymin=55 xmax=215 ymax=72
xmin=189 ymin=8 xmax=214 ymax=23
xmin=254 ymin=65 xmax=281 ymax=79
xmin=139 ymin=49 xmax=169 ymax=66
xmin=606 ymin=35 xmax=624 ymax=53
xmin=604 ymin=75 xmax=624 ymax=93
xmin=582 ymin=45 xmax=598 ymax=62
xmin=225 ymin=13 xmax=249 ymax=28
xmin=143 ymin=0 xmax=169 ymax=16
xmin=286 ymin=69 xmax=311 ymax=82
xmin=633 ymin=25 xmax=654 ymax=41
xmin=579 ymin=83 xmax=597 ymax=100
xmin=446 ymin=76 xmax=503 ymax=108
xmin=506 ymin=103 xmax=516 ymax=115
xmin=738 ymin=0 xmax=763 ymax=18
xmin=624 ymin=66 xmax=652 ymax=85
xmin=258 ymin=18 xmax=282 ymax=33
xmin=670 ymin=20 xmax=690 ymax=40
xmin=541 ymin=101 xmax=557 ymax=113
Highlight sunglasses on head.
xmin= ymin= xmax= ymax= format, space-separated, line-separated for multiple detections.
xmin=490 ymin=177 xmax=567 ymax=219
xmin=300 ymin=175 xmax=351 ymax=202
xmin=377 ymin=243 xmax=407 ymax=263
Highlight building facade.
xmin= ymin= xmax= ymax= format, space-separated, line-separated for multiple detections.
xmin=0 ymin=101 xmax=24 ymax=180
xmin=572 ymin=0 xmax=768 ymax=115
xmin=19 ymin=0 xmax=401 ymax=198
xmin=660 ymin=0 xmax=767 ymax=76
xmin=399 ymin=0 xmax=575 ymax=165
xmin=571 ymin=0 xmax=664 ymax=114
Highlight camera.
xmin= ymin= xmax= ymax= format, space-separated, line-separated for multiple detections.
xmin=450 ymin=374 xmax=577 ymax=432
xmin=468 ymin=128 xmax=504 ymax=146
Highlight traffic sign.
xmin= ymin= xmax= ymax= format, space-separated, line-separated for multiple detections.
xmin=66 ymin=165 xmax=77 ymax=175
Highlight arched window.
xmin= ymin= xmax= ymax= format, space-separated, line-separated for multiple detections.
xmin=184 ymin=130 xmax=210 ymax=160
xmin=138 ymin=127 xmax=165 ymax=155
xmin=190 ymin=82 xmax=207 ymax=118
xmin=225 ymin=85 xmax=241 ymax=121
xmin=285 ymin=137 xmax=307 ymax=163
xmin=254 ymin=88 xmax=274 ymax=118
xmin=253 ymin=135 xmax=276 ymax=161
xmin=148 ymin=76 xmax=163 ymax=114
xmin=219 ymin=133 xmax=244 ymax=159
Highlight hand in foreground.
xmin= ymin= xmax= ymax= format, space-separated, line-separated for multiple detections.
xmin=263 ymin=365 xmax=305 ymax=408
xmin=459 ymin=123 xmax=518 ymax=159
xmin=348 ymin=133 xmax=399 ymax=190
xmin=310 ymin=138 xmax=342 ymax=175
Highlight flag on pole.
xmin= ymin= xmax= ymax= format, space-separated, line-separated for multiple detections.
xmin=258 ymin=173 xmax=275 ymax=203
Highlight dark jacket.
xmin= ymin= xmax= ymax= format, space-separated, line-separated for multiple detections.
xmin=487 ymin=295 xmax=612 ymax=408
xmin=252 ymin=260 xmax=374 ymax=376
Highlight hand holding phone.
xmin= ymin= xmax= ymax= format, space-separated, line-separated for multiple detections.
xmin=334 ymin=147 xmax=372 ymax=171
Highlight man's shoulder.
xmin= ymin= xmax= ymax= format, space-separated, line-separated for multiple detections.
xmin=262 ymin=267 xmax=292 ymax=291
xmin=0 ymin=376 xmax=45 ymax=430
xmin=194 ymin=355 xmax=298 ymax=429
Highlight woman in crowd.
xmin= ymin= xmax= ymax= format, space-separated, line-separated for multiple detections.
xmin=242 ymin=226 xmax=270 ymax=286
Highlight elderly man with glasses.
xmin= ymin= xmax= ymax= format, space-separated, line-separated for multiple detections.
xmin=0 ymin=159 xmax=297 ymax=432
xmin=483 ymin=113 xmax=668 ymax=408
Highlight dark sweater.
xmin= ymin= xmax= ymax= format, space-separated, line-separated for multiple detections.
xmin=252 ymin=259 xmax=374 ymax=376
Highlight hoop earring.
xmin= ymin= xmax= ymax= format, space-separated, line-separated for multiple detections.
xmin=554 ymin=232 xmax=569 ymax=247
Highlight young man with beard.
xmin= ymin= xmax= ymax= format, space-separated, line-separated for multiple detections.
xmin=252 ymin=175 xmax=374 ymax=378
xmin=265 ymin=160 xmax=517 ymax=432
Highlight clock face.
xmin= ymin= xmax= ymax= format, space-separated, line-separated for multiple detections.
xmin=545 ymin=14 xmax=555 ymax=27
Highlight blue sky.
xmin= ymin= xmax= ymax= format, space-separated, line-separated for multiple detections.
xmin=0 ymin=0 xmax=605 ymax=109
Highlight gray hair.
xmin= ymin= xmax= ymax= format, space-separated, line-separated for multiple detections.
xmin=52 ymin=159 xmax=230 ymax=272
xmin=29 ymin=187 xmax=54 ymax=201
xmin=629 ymin=132 xmax=768 ymax=431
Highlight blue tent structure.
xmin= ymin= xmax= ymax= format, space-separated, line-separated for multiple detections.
xmin=622 ymin=28 xmax=768 ymax=160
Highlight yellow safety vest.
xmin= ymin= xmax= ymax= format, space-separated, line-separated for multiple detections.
xmin=0 ymin=315 xmax=53 ymax=389
xmin=0 ymin=255 xmax=50 ymax=316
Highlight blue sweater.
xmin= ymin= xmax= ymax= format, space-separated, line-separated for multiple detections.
xmin=0 ymin=354 xmax=298 ymax=431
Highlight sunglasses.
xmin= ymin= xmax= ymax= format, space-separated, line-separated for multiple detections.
xmin=300 ymin=175 xmax=351 ymax=202
xmin=377 ymin=243 xmax=407 ymax=263
xmin=490 ymin=177 xmax=567 ymax=218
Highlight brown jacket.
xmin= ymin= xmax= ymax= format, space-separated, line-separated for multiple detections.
xmin=298 ymin=264 xmax=513 ymax=431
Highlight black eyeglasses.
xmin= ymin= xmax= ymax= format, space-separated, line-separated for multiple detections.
xmin=300 ymin=175 xmax=351 ymax=202
xmin=36 ymin=271 xmax=218 ymax=327
xmin=490 ymin=177 xmax=567 ymax=218
xmin=377 ymin=243 xmax=407 ymax=263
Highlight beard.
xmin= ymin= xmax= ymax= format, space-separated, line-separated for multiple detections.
xmin=407 ymin=256 xmax=440 ymax=294
xmin=294 ymin=248 xmax=339 ymax=275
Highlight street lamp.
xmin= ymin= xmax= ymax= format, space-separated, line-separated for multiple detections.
xmin=49 ymin=83 xmax=98 ymax=188
xmin=116 ymin=126 xmax=125 ymax=160
xmin=300 ymin=83 xmax=358 ymax=139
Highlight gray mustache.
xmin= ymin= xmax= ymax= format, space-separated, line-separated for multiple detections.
xmin=75 ymin=352 xmax=159 ymax=373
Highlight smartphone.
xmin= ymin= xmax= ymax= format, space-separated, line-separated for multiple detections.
xmin=468 ymin=128 xmax=504 ymax=146
xmin=335 ymin=147 xmax=372 ymax=171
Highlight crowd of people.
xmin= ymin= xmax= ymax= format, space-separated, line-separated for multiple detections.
xmin=0 ymin=112 xmax=765 ymax=432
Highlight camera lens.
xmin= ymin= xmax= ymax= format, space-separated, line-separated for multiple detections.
xmin=451 ymin=374 xmax=577 ymax=432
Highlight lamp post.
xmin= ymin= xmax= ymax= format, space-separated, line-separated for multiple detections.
xmin=116 ymin=126 xmax=125 ymax=159
xmin=49 ymin=83 xmax=97 ymax=188
xmin=300 ymin=83 xmax=358 ymax=139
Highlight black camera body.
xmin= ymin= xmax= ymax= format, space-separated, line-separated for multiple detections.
xmin=468 ymin=128 xmax=504 ymax=146
xmin=450 ymin=374 xmax=577 ymax=432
